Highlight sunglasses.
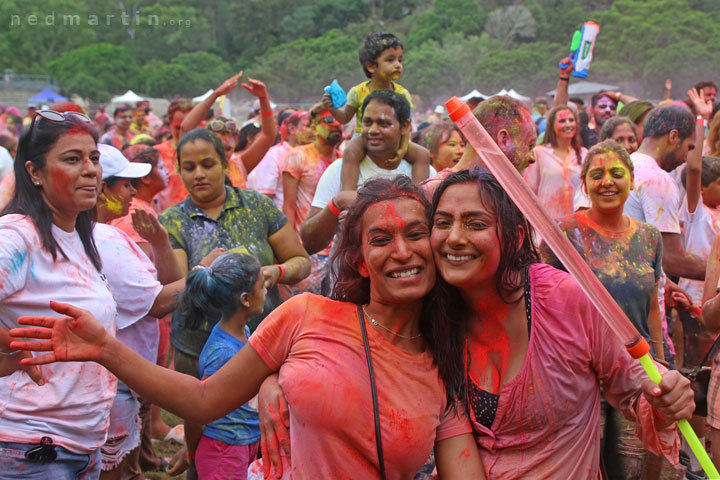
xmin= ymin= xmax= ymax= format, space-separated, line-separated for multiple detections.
xmin=28 ymin=110 xmax=91 ymax=139
xmin=318 ymin=115 xmax=336 ymax=124
xmin=208 ymin=118 xmax=237 ymax=134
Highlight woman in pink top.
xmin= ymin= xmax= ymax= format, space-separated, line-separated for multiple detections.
xmin=524 ymin=105 xmax=587 ymax=219
xmin=430 ymin=168 xmax=692 ymax=479
xmin=11 ymin=176 xmax=486 ymax=479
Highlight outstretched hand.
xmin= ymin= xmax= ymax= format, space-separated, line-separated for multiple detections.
xmin=241 ymin=77 xmax=269 ymax=100
xmin=215 ymin=71 xmax=244 ymax=97
xmin=641 ymin=370 xmax=694 ymax=429
xmin=131 ymin=209 xmax=168 ymax=246
xmin=688 ymin=88 xmax=712 ymax=119
xmin=9 ymin=301 xmax=109 ymax=366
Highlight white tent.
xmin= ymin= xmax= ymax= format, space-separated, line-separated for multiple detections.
xmin=458 ymin=89 xmax=488 ymax=102
xmin=112 ymin=90 xmax=145 ymax=103
xmin=192 ymin=89 xmax=215 ymax=103
xmin=546 ymin=81 xmax=619 ymax=97
xmin=492 ymin=89 xmax=531 ymax=103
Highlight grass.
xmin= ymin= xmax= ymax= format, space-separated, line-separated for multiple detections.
xmin=143 ymin=410 xmax=185 ymax=480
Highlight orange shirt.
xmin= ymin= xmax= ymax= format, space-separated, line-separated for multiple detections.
xmin=154 ymin=140 xmax=188 ymax=211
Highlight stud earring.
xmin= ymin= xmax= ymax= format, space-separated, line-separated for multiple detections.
xmin=34 ymin=180 xmax=41 ymax=186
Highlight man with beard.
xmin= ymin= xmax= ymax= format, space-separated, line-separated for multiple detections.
xmin=282 ymin=104 xmax=343 ymax=294
xmin=627 ymin=103 xmax=705 ymax=279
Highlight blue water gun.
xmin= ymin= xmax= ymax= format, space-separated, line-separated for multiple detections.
xmin=324 ymin=80 xmax=347 ymax=108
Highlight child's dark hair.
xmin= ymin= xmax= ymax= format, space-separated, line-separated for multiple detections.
xmin=359 ymin=32 xmax=403 ymax=78
xmin=179 ymin=253 xmax=261 ymax=329
xmin=681 ymin=156 xmax=720 ymax=189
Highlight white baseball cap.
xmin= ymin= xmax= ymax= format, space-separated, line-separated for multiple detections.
xmin=98 ymin=144 xmax=151 ymax=181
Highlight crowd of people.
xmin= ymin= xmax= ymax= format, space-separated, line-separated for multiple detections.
xmin=0 ymin=30 xmax=719 ymax=480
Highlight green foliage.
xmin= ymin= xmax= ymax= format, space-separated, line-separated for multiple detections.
xmin=3 ymin=0 xmax=720 ymax=104
xmin=47 ymin=43 xmax=141 ymax=102
xmin=250 ymin=29 xmax=360 ymax=102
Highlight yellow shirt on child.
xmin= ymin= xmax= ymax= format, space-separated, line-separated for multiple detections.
xmin=346 ymin=81 xmax=413 ymax=134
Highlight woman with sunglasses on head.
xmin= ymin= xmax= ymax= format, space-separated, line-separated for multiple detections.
xmin=180 ymin=72 xmax=277 ymax=189
xmin=0 ymin=109 xmax=115 ymax=478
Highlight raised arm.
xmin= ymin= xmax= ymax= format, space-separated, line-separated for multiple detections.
xmin=180 ymin=72 xmax=244 ymax=139
xmin=685 ymin=87 xmax=711 ymax=213
xmin=238 ymin=78 xmax=277 ymax=173
xmin=10 ymin=301 xmax=273 ymax=425
xmin=552 ymin=57 xmax=574 ymax=108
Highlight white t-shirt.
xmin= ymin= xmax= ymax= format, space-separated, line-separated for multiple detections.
xmin=678 ymin=200 xmax=719 ymax=303
xmin=0 ymin=215 xmax=117 ymax=453
xmin=0 ymin=146 xmax=12 ymax=180
xmin=624 ymin=152 xmax=681 ymax=233
xmin=247 ymin=141 xmax=290 ymax=209
xmin=311 ymin=156 xmax=435 ymax=209
xmin=95 ymin=223 xmax=162 ymax=363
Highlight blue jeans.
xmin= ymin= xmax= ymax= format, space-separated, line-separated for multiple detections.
xmin=0 ymin=441 xmax=101 ymax=479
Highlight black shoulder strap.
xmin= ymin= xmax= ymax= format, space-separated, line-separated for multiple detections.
xmin=357 ymin=304 xmax=387 ymax=480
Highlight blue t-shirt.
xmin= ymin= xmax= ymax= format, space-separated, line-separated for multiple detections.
xmin=198 ymin=323 xmax=260 ymax=445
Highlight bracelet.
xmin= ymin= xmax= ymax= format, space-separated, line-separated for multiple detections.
xmin=187 ymin=451 xmax=196 ymax=460
xmin=261 ymin=110 xmax=273 ymax=117
xmin=276 ymin=264 xmax=286 ymax=282
xmin=697 ymin=116 xmax=708 ymax=127
xmin=327 ymin=199 xmax=342 ymax=217
xmin=0 ymin=348 xmax=21 ymax=356
xmin=559 ymin=76 xmax=570 ymax=82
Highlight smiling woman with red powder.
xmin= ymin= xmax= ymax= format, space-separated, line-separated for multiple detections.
xmin=9 ymin=176 xmax=486 ymax=479
xmin=430 ymin=167 xmax=689 ymax=479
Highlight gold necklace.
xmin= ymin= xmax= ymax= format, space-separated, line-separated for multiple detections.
xmin=362 ymin=304 xmax=422 ymax=340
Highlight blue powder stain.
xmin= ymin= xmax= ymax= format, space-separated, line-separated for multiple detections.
xmin=9 ymin=250 xmax=27 ymax=274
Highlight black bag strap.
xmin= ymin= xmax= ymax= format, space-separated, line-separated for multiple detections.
xmin=357 ymin=304 xmax=387 ymax=480
xmin=689 ymin=332 xmax=720 ymax=380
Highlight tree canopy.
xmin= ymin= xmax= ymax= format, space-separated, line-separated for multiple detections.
xmin=3 ymin=0 xmax=718 ymax=104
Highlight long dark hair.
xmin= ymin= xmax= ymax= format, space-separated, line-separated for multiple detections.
xmin=331 ymin=175 xmax=465 ymax=409
xmin=432 ymin=168 xmax=538 ymax=302
xmin=544 ymin=106 xmax=583 ymax=163
xmin=2 ymin=115 xmax=102 ymax=271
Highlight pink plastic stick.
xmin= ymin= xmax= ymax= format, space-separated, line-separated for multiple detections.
xmin=446 ymin=97 xmax=640 ymax=345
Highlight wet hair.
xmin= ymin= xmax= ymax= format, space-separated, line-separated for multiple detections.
xmin=472 ymin=95 xmax=532 ymax=140
xmin=113 ymin=103 xmax=132 ymax=118
xmin=422 ymin=122 xmax=464 ymax=156
xmin=359 ymin=32 xmax=403 ymax=78
xmin=2 ymin=114 xmax=102 ymax=271
xmin=432 ymin=168 xmax=538 ymax=302
xmin=707 ymin=114 xmax=720 ymax=157
xmin=580 ymin=139 xmax=635 ymax=183
xmin=544 ymin=106 xmax=583 ymax=162
xmin=237 ymin=122 xmax=261 ymax=151
xmin=166 ymin=98 xmax=193 ymax=122
xmin=591 ymin=91 xmax=616 ymax=108
xmin=618 ymin=100 xmax=654 ymax=128
xmin=642 ymin=104 xmax=695 ymax=141
xmin=360 ymin=90 xmax=411 ymax=125
xmin=177 ymin=128 xmax=227 ymax=167
xmin=331 ymin=175 xmax=464 ymax=409
xmin=695 ymin=81 xmax=718 ymax=92
xmin=681 ymin=156 xmax=720 ymax=189
xmin=599 ymin=116 xmax=638 ymax=142
xmin=179 ymin=253 xmax=261 ymax=329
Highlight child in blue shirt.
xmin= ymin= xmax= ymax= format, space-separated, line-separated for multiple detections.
xmin=179 ymin=252 xmax=267 ymax=480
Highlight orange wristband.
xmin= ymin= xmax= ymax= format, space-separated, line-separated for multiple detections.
xmin=276 ymin=264 xmax=286 ymax=282
xmin=261 ymin=110 xmax=273 ymax=117
xmin=328 ymin=199 xmax=342 ymax=217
